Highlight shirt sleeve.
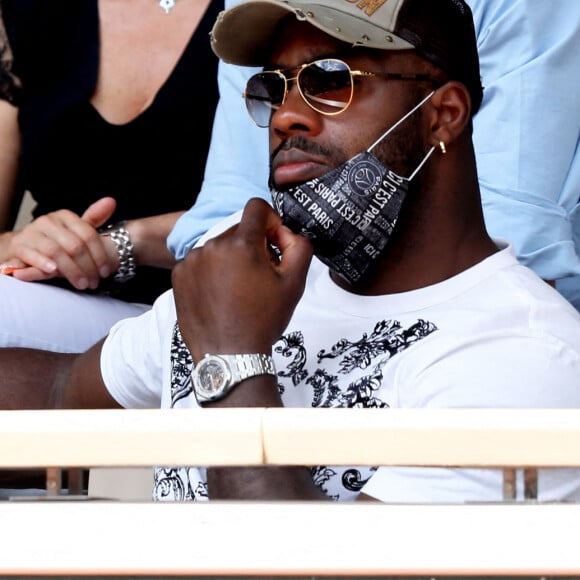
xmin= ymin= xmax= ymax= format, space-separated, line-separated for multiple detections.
xmin=466 ymin=0 xmax=580 ymax=283
xmin=167 ymin=0 xmax=270 ymax=258
xmin=100 ymin=290 xmax=177 ymax=409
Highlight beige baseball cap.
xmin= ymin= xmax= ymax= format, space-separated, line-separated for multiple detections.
xmin=211 ymin=0 xmax=483 ymax=112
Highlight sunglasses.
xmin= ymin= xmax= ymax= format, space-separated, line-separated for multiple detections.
xmin=243 ymin=58 xmax=440 ymax=128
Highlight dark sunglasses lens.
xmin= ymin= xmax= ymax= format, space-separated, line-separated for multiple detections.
xmin=245 ymin=72 xmax=285 ymax=127
xmin=299 ymin=60 xmax=353 ymax=113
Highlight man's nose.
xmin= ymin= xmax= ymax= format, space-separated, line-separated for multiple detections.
xmin=270 ymin=82 xmax=324 ymax=138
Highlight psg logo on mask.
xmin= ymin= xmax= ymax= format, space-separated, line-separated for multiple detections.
xmin=346 ymin=156 xmax=383 ymax=197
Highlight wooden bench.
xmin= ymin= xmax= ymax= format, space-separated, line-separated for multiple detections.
xmin=1 ymin=407 xmax=580 ymax=577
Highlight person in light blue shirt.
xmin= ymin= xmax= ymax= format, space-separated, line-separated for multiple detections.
xmin=167 ymin=0 xmax=269 ymax=256
xmin=169 ymin=0 xmax=580 ymax=311
xmin=466 ymin=0 xmax=580 ymax=311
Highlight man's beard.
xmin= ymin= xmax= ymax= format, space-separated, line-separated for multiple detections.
xmin=371 ymin=106 xmax=425 ymax=179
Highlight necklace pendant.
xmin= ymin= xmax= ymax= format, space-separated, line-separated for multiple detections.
xmin=159 ymin=0 xmax=175 ymax=14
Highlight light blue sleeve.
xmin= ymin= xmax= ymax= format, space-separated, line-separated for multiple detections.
xmin=466 ymin=0 xmax=580 ymax=298
xmin=167 ymin=0 xmax=270 ymax=259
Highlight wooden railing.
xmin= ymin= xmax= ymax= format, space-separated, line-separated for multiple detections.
xmin=1 ymin=407 xmax=580 ymax=577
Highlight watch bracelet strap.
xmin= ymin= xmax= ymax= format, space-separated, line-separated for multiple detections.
xmin=99 ymin=221 xmax=137 ymax=282
xmin=223 ymin=353 xmax=276 ymax=383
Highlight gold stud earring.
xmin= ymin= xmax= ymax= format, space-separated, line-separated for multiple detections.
xmin=439 ymin=141 xmax=447 ymax=155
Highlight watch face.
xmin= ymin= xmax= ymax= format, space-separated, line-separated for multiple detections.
xmin=194 ymin=356 xmax=231 ymax=400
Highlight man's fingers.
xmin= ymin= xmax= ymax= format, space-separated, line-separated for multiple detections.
xmin=237 ymin=198 xmax=282 ymax=240
xmin=272 ymin=223 xmax=314 ymax=279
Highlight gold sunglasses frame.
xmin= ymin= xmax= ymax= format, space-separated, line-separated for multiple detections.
xmin=243 ymin=58 xmax=440 ymax=127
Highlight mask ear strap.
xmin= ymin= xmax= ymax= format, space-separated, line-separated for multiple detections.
xmin=408 ymin=145 xmax=435 ymax=181
xmin=367 ymin=90 xmax=435 ymax=153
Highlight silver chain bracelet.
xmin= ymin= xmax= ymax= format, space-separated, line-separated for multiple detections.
xmin=99 ymin=221 xmax=137 ymax=283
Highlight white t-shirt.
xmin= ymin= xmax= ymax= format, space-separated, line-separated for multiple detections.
xmin=102 ymin=222 xmax=580 ymax=503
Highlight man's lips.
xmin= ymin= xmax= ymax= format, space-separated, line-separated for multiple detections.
xmin=272 ymin=149 xmax=328 ymax=186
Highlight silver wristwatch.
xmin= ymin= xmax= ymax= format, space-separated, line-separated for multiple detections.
xmin=99 ymin=221 xmax=137 ymax=282
xmin=192 ymin=353 xmax=276 ymax=403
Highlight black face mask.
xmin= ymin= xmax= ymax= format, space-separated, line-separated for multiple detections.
xmin=271 ymin=91 xmax=436 ymax=284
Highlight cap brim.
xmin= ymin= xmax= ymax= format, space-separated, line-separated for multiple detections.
xmin=211 ymin=1 xmax=293 ymax=66
xmin=211 ymin=0 xmax=414 ymax=66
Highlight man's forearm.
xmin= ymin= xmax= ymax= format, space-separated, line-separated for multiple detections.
xmin=0 ymin=342 xmax=121 ymax=410
xmin=0 ymin=348 xmax=76 ymax=409
xmin=202 ymin=376 xmax=328 ymax=500
xmin=207 ymin=465 xmax=329 ymax=500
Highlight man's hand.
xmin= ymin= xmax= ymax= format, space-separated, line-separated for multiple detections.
xmin=9 ymin=197 xmax=117 ymax=289
xmin=172 ymin=198 xmax=313 ymax=361
xmin=173 ymin=198 xmax=325 ymax=501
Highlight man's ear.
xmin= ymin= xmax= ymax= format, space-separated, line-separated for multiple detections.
xmin=427 ymin=81 xmax=472 ymax=148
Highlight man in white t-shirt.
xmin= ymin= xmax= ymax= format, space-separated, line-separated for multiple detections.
xmin=2 ymin=0 xmax=580 ymax=503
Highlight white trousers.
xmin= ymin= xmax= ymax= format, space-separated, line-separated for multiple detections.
xmin=0 ymin=275 xmax=150 ymax=353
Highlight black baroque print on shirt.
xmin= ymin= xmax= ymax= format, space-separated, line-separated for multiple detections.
xmin=307 ymin=368 xmax=340 ymax=407
xmin=342 ymin=468 xmax=374 ymax=492
xmin=275 ymin=331 xmax=308 ymax=390
xmin=170 ymin=323 xmax=194 ymax=406
xmin=152 ymin=324 xmax=205 ymax=502
xmin=310 ymin=465 xmax=378 ymax=499
xmin=318 ymin=318 xmax=437 ymax=372
xmin=275 ymin=318 xmax=437 ymax=500
xmin=332 ymin=359 xmax=390 ymax=408
xmin=154 ymin=467 xmax=208 ymax=501
xmin=275 ymin=318 xmax=437 ymax=408
xmin=311 ymin=466 xmax=339 ymax=500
